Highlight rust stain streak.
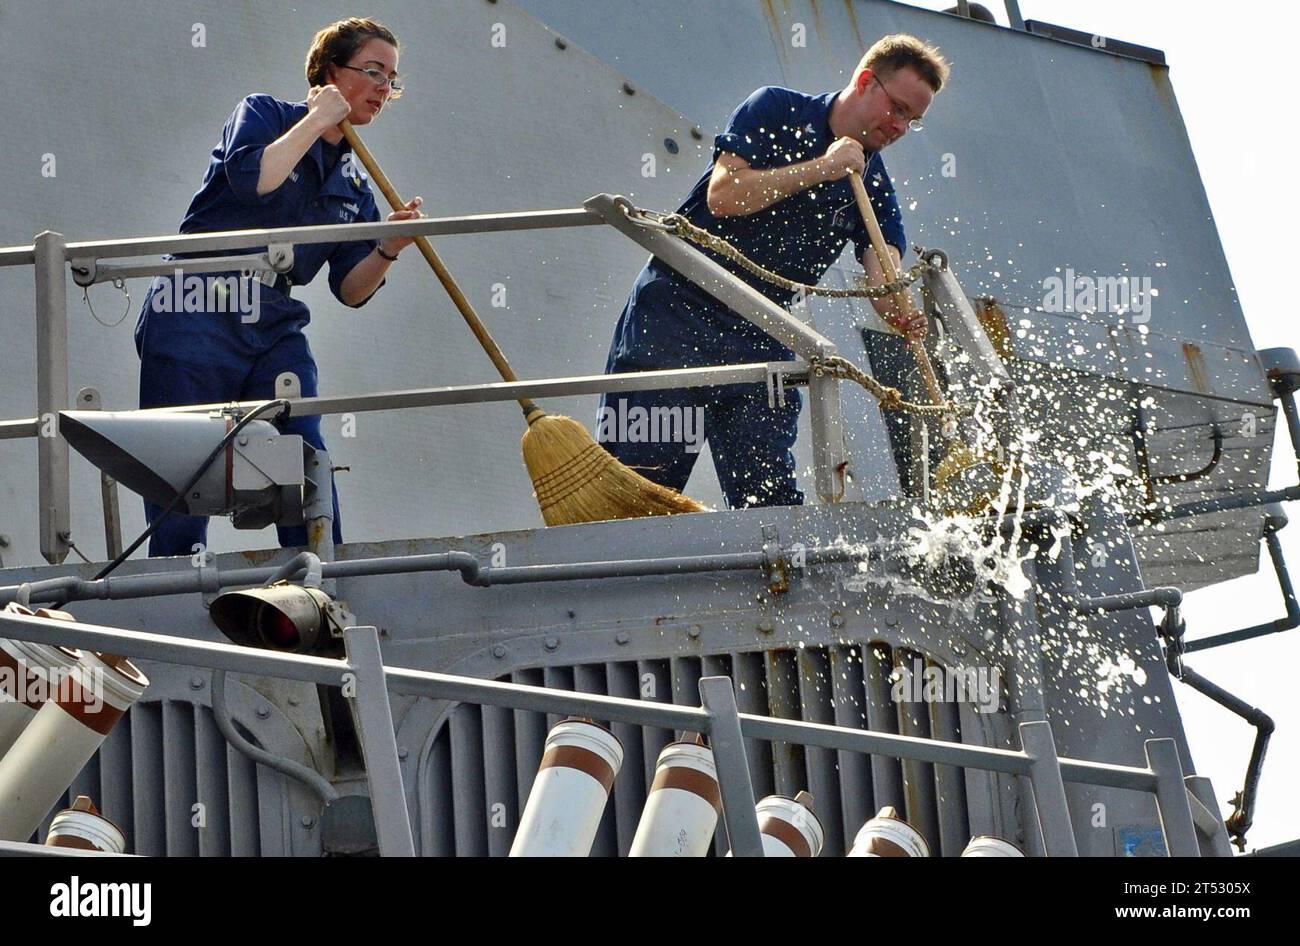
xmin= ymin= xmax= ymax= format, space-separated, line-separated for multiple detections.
xmin=1182 ymin=342 xmax=1212 ymax=396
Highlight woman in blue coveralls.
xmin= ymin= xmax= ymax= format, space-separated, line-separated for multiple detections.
xmin=134 ymin=17 xmax=423 ymax=557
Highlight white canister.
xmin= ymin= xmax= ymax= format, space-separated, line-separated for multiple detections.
xmin=749 ymin=794 xmax=824 ymax=858
xmin=510 ymin=719 xmax=623 ymax=857
xmin=629 ymin=741 xmax=719 ymax=857
xmin=0 ymin=636 xmax=84 ymax=759
xmin=45 ymin=795 xmax=127 ymax=854
xmin=848 ymin=805 xmax=931 ymax=857
xmin=962 ymin=835 xmax=1025 ymax=857
xmin=0 ymin=604 xmax=83 ymax=759
xmin=0 ymin=651 xmax=148 ymax=842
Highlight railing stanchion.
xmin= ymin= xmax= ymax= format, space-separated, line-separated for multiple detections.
xmin=699 ymin=676 xmax=764 ymax=857
xmin=1146 ymin=739 xmax=1200 ymax=856
xmin=1019 ymin=720 xmax=1079 ymax=856
xmin=34 ymin=231 xmax=70 ymax=564
xmin=343 ymin=625 xmax=416 ymax=857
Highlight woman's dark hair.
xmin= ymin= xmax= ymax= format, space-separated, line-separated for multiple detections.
xmin=305 ymin=17 xmax=399 ymax=87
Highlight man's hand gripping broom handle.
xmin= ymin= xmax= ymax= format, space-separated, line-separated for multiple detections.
xmin=848 ymin=170 xmax=944 ymax=406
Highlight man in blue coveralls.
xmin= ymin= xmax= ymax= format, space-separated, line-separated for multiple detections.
xmin=598 ymin=34 xmax=950 ymax=508
xmin=134 ymin=18 xmax=423 ymax=556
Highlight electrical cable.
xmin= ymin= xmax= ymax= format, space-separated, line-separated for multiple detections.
xmin=89 ymin=399 xmax=292 ymax=582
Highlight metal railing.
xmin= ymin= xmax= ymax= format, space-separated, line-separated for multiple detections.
xmin=0 ymin=197 xmax=867 ymax=566
xmin=0 ymin=607 xmax=1212 ymax=857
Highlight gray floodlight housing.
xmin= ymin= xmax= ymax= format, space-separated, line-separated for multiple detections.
xmin=60 ymin=409 xmax=306 ymax=528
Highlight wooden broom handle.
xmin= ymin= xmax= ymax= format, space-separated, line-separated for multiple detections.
xmin=339 ymin=120 xmax=539 ymax=416
xmin=848 ymin=170 xmax=945 ymax=406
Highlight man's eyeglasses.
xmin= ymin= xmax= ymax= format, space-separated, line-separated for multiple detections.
xmin=338 ymin=64 xmax=404 ymax=98
xmin=874 ymin=74 xmax=924 ymax=132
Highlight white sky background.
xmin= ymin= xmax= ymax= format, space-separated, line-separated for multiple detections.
xmin=907 ymin=0 xmax=1299 ymax=852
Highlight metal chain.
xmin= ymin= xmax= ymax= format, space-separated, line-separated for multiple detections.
xmin=621 ymin=204 xmax=932 ymax=299
xmin=618 ymin=202 xmax=970 ymax=419
xmin=811 ymin=355 xmax=971 ymax=417
xmin=82 ymin=277 xmax=132 ymax=328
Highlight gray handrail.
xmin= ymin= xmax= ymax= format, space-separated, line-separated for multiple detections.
xmin=0 ymin=608 xmax=1204 ymax=858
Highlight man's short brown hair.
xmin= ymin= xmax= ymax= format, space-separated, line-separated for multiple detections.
xmin=305 ymin=17 xmax=400 ymax=87
xmin=860 ymin=34 xmax=950 ymax=92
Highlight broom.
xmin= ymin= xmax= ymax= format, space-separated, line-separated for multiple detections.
xmin=338 ymin=121 xmax=706 ymax=526
xmin=848 ymin=171 xmax=983 ymax=496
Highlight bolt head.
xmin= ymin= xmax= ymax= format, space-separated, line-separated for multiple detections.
xmin=493 ymin=644 xmax=507 ymax=658
xmin=544 ymin=636 xmax=559 ymax=650
xmin=256 ymin=704 xmax=271 ymax=719
xmin=189 ymin=675 xmax=205 ymax=689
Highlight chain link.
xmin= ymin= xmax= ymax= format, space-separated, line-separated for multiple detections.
xmin=811 ymin=355 xmax=971 ymax=417
xmin=622 ymin=205 xmax=932 ymax=299
xmin=618 ymin=202 xmax=972 ymax=420
xmin=82 ymin=277 xmax=132 ymax=328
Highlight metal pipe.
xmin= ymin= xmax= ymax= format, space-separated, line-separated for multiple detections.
xmin=1184 ymin=774 xmax=1234 ymax=857
xmin=0 ymin=609 xmax=1193 ymax=812
xmin=69 ymin=251 xmax=288 ymax=287
xmin=0 ymin=610 xmax=350 ymax=685
xmin=1159 ymin=610 xmax=1273 ymax=852
xmin=341 ymin=627 xmax=416 ymax=856
xmin=34 ymin=231 xmax=70 ymax=565
xmin=1003 ymin=0 xmax=1026 ymax=29
xmin=1171 ymin=664 xmax=1271 ymax=851
xmin=1141 ymin=484 xmax=1300 ymax=524
xmin=585 ymin=194 xmax=838 ymax=361
xmin=265 ymin=552 xmax=323 ymax=589
xmin=0 ymin=418 xmax=40 ymax=441
xmin=1056 ymin=757 xmax=1159 ymax=792
xmin=0 ymin=545 xmax=865 ymax=605
xmin=1144 ymin=739 xmax=1201 ymax=857
xmin=1280 ymin=389 xmax=1300 ymax=474
xmin=1019 ymin=720 xmax=1079 ymax=856
xmin=1 ymin=363 xmax=805 ymax=440
xmin=698 ymin=677 xmax=763 ymax=857
xmin=1054 ymin=524 xmax=1183 ymax=614
xmin=97 ymin=363 xmax=805 ymax=420
xmin=1184 ymin=527 xmax=1299 ymax=651
xmin=0 ymin=208 xmax=603 ymax=267
xmin=210 ymin=669 xmax=339 ymax=803
xmin=737 ymin=713 xmax=1034 ymax=774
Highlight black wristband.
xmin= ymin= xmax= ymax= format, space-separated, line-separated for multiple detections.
xmin=377 ymin=246 xmax=400 ymax=262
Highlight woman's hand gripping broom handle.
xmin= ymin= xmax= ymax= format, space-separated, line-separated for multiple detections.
xmin=848 ymin=170 xmax=945 ymax=406
xmin=339 ymin=120 xmax=542 ymax=420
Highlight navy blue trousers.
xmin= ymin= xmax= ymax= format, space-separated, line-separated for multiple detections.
xmin=598 ymin=266 xmax=803 ymax=509
xmin=135 ymin=276 xmax=342 ymax=557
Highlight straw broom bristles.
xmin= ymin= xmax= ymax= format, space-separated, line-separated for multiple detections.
xmin=521 ymin=407 xmax=708 ymax=526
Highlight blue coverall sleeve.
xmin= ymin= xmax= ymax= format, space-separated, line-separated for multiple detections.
xmin=327 ymin=197 xmax=384 ymax=308
xmin=714 ymin=87 xmax=797 ymax=169
xmin=855 ymin=152 xmax=908 ymax=262
xmin=222 ymin=95 xmax=289 ymax=205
